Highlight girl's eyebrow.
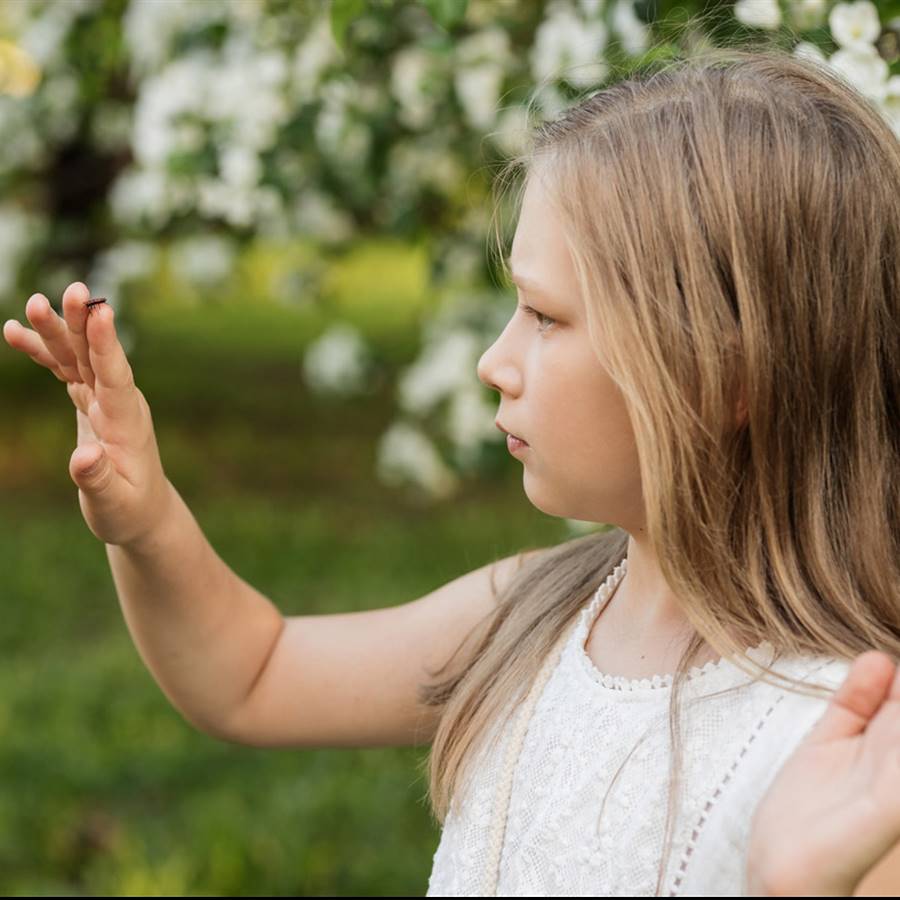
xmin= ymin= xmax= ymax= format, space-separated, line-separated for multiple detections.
xmin=504 ymin=254 xmax=555 ymax=298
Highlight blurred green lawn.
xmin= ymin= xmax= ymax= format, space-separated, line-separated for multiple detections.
xmin=0 ymin=295 xmax=569 ymax=895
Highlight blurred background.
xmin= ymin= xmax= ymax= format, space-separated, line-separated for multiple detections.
xmin=0 ymin=0 xmax=897 ymax=894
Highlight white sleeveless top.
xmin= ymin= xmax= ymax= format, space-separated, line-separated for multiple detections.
xmin=426 ymin=559 xmax=851 ymax=896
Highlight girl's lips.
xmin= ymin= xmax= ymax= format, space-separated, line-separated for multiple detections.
xmin=507 ymin=434 xmax=529 ymax=454
xmin=495 ymin=420 xmax=527 ymax=443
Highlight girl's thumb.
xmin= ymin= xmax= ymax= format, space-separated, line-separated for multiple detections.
xmin=71 ymin=445 xmax=110 ymax=489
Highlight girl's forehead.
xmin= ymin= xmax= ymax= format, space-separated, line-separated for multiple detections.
xmin=510 ymin=191 xmax=583 ymax=307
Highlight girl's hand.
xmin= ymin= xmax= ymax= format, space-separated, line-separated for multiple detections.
xmin=3 ymin=282 xmax=172 ymax=548
xmin=746 ymin=651 xmax=900 ymax=896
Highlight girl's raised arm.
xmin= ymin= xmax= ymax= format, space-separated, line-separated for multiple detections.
xmin=3 ymin=282 xmax=537 ymax=747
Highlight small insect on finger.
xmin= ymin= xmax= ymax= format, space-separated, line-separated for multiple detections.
xmin=85 ymin=297 xmax=107 ymax=317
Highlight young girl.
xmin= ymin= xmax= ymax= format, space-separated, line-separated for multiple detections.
xmin=2 ymin=46 xmax=899 ymax=897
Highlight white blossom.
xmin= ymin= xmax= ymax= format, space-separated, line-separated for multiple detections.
xmin=828 ymin=2 xmax=882 ymax=51
xmin=195 ymin=178 xmax=257 ymax=228
xmin=490 ymin=105 xmax=531 ymax=157
xmin=375 ymin=421 xmax=459 ymax=498
xmin=792 ymin=41 xmax=828 ymax=65
xmin=131 ymin=54 xmax=212 ymax=168
xmin=612 ymin=1 xmax=649 ymax=56
xmin=386 ymin=138 xmax=465 ymax=201
xmin=397 ymin=328 xmax=482 ymax=416
xmin=579 ymin=0 xmax=605 ymax=17
xmin=446 ymin=384 xmax=503 ymax=455
xmin=291 ymin=188 xmax=355 ymax=243
xmin=315 ymin=78 xmax=372 ymax=170
xmin=391 ymin=45 xmax=440 ymax=130
xmin=455 ymin=63 xmax=507 ymax=131
xmin=122 ymin=0 xmax=233 ymax=77
xmin=453 ymin=28 xmax=512 ymax=131
xmin=168 ymin=235 xmax=234 ymax=286
xmin=302 ymin=322 xmax=373 ymax=397
xmin=18 ymin=12 xmax=68 ymax=66
xmin=828 ymin=43 xmax=889 ymax=102
xmin=208 ymin=49 xmax=289 ymax=149
xmin=120 ymin=33 xmax=291 ymax=228
xmin=789 ymin=0 xmax=828 ymax=31
xmin=0 ymin=203 xmax=44 ymax=298
xmin=89 ymin=240 xmax=159 ymax=292
xmin=16 ymin=0 xmax=101 ymax=67
xmin=456 ymin=27 xmax=512 ymax=68
xmin=882 ymin=75 xmax=900 ymax=138
xmin=734 ymin=0 xmax=783 ymax=30
xmin=218 ymin=144 xmax=262 ymax=189
xmin=108 ymin=168 xmax=176 ymax=229
xmin=291 ymin=14 xmax=342 ymax=104
xmin=0 ymin=98 xmax=44 ymax=174
xmin=531 ymin=81 xmax=569 ymax=120
xmin=531 ymin=4 xmax=609 ymax=88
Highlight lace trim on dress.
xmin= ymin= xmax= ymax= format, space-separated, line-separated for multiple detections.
xmin=573 ymin=562 xmax=774 ymax=693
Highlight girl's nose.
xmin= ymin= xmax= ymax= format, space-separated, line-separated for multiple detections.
xmin=477 ymin=336 xmax=522 ymax=397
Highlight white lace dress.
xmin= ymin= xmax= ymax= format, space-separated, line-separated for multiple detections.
xmin=426 ymin=562 xmax=851 ymax=897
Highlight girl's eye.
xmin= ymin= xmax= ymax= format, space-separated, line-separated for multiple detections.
xmin=518 ymin=302 xmax=556 ymax=334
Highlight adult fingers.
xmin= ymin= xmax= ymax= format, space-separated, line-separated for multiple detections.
xmin=2 ymin=316 xmax=73 ymax=383
xmin=61 ymin=282 xmax=96 ymax=388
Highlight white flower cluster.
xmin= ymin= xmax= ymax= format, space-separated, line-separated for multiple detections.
xmin=109 ymin=1 xmax=356 ymax=237
xmin=2 ymin=0 xmax=896 ymax=505
xmin=375 ymin=421 xmax=460 ymax=500
xmin=453 ymin=27 xmax=513 ymax=131
xmin=0 ymin=0 xmax=98 ymax=173
xmin=391 ymin=44 xmax=444 ymax=131
xmin=167 ymin=235 xmax=236 ymax=290
xmin=373 ymin=292 xmax=507 ymax=497
xmin=302 ymin=321 xmax=374 ymax=398
xmin=531 ymin=0 xmax=610 ymax=89
xmin=120 ymin=28 xmax=293 ymax=229
xmin=0 ymin=203 xmax=46 ymax=297
xmin=736 ymin=1 xmax=900 ymax=138
xmin=86 ymin=239 xmax=159 ymax=307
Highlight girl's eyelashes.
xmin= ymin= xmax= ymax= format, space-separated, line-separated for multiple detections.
xmin=518 ymin=302 xmax=556 ymax=333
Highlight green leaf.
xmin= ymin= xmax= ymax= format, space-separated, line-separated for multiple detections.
xmin=421 ymin=0 xmax=469 ymax=32
xmin=330 ymin=0 xmax=367 ymax=51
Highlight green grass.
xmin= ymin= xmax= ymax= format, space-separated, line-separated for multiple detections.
xmin=0 ymin=296 xmax=569 ymax=895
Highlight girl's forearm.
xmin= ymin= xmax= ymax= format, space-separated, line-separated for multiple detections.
xmin=105 ymin=479 xmax=285 ymax=738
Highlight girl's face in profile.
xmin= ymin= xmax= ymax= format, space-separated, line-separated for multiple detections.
xmin=477 ymin=172 xmax=644 ymax=530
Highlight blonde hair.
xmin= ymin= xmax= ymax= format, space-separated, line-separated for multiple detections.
xmin=417 ymin=44 xmax=900 ymax=894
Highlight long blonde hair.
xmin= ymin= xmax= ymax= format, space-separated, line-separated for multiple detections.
xmin=418 ymin=45 xmax=900 ymax=894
